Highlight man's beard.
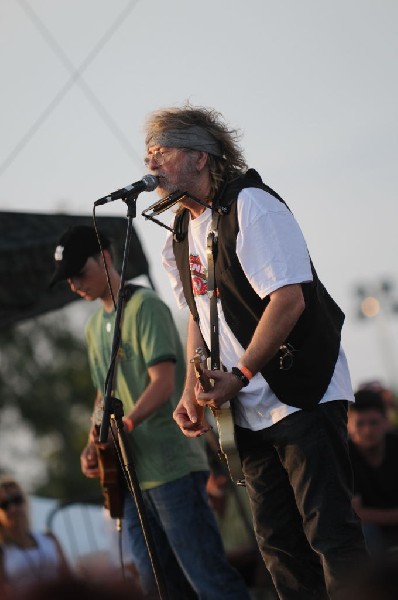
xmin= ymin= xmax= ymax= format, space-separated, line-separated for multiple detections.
xmin=155 ymin=157 xmax=199 ymax=196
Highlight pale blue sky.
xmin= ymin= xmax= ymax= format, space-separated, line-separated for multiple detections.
xmin=1 ymin=0 xmax=398 ymax=390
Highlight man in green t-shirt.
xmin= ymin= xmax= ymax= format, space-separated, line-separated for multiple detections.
xmin=50 ymin=225 xmax=250 ymax=600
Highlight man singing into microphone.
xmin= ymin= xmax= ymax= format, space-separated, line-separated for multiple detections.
xmin=50 ymin=225 xmax=250 ymax=600
xmin=143 ymin=104 xmax=369 ymax=599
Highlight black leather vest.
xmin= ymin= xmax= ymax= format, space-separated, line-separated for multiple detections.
xmin=172 ymin=169 xmax=345 ymax=409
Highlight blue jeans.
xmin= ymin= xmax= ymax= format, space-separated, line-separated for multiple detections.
xmin=124 ymin=471 xmax=250 ymax=600
xmin=236 ymin=401 xmax=368 ymax=600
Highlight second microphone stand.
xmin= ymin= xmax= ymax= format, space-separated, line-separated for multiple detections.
xmin=98 ymin=191 xmax=169 ymax=600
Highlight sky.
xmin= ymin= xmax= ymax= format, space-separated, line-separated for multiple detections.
xmin=1 ymin=0 xmax=398 ymax=391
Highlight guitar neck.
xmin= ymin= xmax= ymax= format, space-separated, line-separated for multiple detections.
xmin=196 ymin=369 xmax=213 ymax=393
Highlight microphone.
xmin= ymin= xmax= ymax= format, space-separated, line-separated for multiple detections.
xmin=94 ymin=174 xmax=159 ymax=206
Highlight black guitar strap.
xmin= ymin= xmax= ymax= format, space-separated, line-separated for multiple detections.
xmin=124 ymin=282 xmax=142 ymax=301
xmin=205 ymin=211 xmax=251 ymax=491
xmin=206 ymin=211 xmax=221 ymax=371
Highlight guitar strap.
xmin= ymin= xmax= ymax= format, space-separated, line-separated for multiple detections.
xmin=205 ymin=213 xmax=251 ymax=500
xmin=123 ymin=282 xmax=143 ymax=302
xmin=206 ymin=211 xmax=221 ymax=371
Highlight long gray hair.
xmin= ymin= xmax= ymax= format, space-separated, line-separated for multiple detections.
xmin=144 ymin=103 xmax=248 ymax=198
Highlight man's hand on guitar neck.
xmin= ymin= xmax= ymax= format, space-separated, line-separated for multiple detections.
xmin=196 ymin=369 xmax=243 ymax=410
xmin=81 ymin=421 xmax=118 ymax=478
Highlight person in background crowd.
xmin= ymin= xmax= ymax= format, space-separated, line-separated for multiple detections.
xmin=50 ymin=225 xmax=251 ymax=600
xmin=0 ymin=475 xmax=69 ymax=598
xmin=145 ymin=103 xmax=368 ymax=599
xmin=348 ymin=388 xmax=398 ymax=554
xmin=357 ymin=380 xmax=398 ymax=430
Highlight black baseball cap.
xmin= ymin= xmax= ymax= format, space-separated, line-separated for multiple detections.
xmin=49 ymin=225 xmax=110 ymax=287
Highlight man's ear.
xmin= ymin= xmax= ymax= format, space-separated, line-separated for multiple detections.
xmin=95 ymin=248 xmax=112 ymax=268
xmin=382 ymin=415 xmax=390 ymax=433
xmin=196 ymin=151 xmax=209 ymax=172
xmin=103 ymin=248 xmax=113 ymax=266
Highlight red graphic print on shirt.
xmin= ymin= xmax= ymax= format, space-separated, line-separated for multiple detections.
xmin=190 ymin=254 xmax=207 ymax=296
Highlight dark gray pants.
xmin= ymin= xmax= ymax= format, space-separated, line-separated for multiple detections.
xmin=236 ymin=400 xmax=368 ymax=600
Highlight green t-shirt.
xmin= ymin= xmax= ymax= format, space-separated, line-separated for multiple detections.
xmin=85 ymin=287 xmax=208 ymax=490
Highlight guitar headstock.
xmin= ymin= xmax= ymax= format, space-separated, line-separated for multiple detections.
xmin=190 ymin=347 xmax=212 ymax=392
xmin=92 ymin=399 xmax=104 ymax=428
xmin=191 ymin=346 xmax=206 ymax=367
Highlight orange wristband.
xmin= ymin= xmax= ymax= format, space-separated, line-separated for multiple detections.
xmin=123 ymin=416 xmax=135 ymax=432
xmin=239 ymin=364 xmax=253 ymax=380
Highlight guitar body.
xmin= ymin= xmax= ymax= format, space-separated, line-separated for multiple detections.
xmin=191 ymin=348 xmax=244 ymax=485
xmin=93 ymin=423 xmax=124 ymax=519
xmin=96 ymin=443 xmax=124 ymax=519
xmin=211 ymin=404 xmax=244 ymax=484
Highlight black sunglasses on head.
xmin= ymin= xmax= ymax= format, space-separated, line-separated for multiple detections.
xmin=0 ymin=494 xmax=24 ymax=511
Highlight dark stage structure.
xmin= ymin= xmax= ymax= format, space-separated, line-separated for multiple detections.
xmin=0 ymin=211 xmax=151 ymax=329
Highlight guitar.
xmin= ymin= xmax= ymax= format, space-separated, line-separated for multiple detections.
xmin=191 ymin=348 xmax=244 ymax=484
xmin=92 ymin=402 xmax=124 ymax=519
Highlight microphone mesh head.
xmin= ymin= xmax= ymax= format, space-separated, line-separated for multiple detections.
xmin=142 ymin=174 xmax=159 ymax=191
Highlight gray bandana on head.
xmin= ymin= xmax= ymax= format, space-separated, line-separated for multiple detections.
xmin=146 ymin=125 xmax=223 ymax=157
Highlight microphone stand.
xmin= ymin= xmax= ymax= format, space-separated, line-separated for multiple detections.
xmin=98 ymin=190 xmax=169 ymax=600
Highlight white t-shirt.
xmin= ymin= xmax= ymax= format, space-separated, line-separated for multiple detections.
xmin=162 ymin=187 xmax=354 ymax=430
